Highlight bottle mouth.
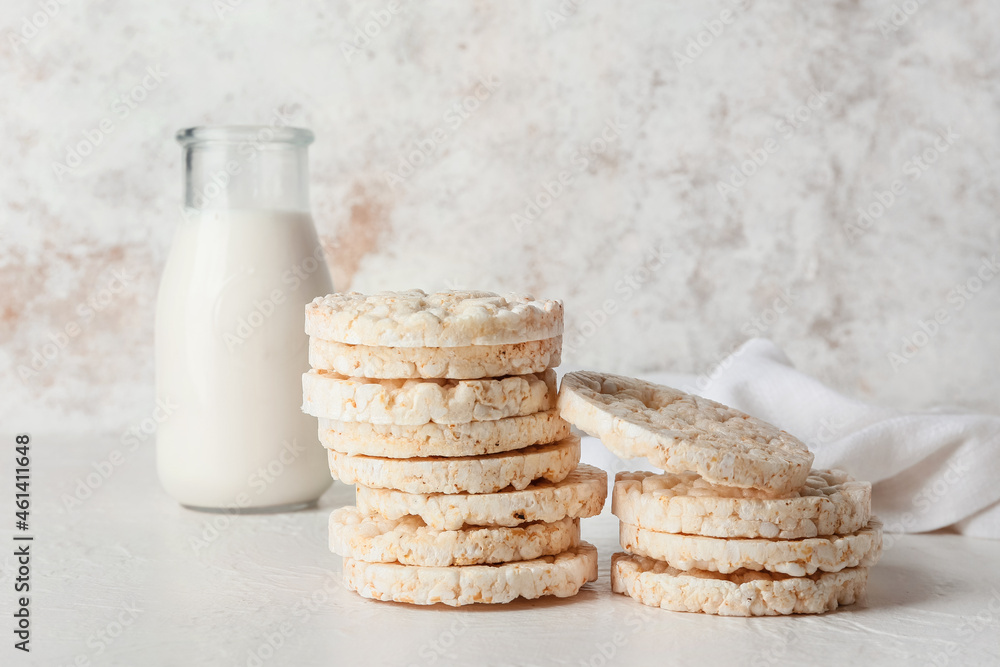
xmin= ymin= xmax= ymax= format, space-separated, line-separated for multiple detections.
xmin=176 ymin=126 xmax=314 ymax=147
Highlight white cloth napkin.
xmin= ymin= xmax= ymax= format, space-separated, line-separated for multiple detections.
xmin=577 ymin=338 xmax=1000 ymax=539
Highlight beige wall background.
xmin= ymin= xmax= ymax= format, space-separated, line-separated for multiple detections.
xmin=2 ymin=0 xmax=999 ymax=434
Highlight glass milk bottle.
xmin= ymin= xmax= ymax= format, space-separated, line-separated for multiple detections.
xmin=156 ymin=126 xmax=333 ymax=511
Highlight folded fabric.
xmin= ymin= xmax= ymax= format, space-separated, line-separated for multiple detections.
xmin=577 ymin=338 xmax=1000 ymax=539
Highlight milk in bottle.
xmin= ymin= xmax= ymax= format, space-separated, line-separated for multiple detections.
xmin=156 ymin=126 xmax=333 ymax=510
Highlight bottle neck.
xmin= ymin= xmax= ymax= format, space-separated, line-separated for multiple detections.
xmin=179 ymin=127 xmax=312 ymax=213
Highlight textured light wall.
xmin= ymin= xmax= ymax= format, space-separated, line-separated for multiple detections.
xmin=2 ymin=0 xmax=999 ymax=434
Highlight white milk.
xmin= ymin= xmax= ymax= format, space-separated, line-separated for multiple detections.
xmin=155 ymin=209 xmax=333 ymax=510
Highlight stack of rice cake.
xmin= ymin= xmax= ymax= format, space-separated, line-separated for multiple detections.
xmin=302 ymin=290 xmax=607 ymax=606
xmin=558 ymin=371 xmax=881 ymax=616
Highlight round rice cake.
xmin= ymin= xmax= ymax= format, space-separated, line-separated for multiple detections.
xmin=613 ymin=469 xmax=871 ymax=539
xmin=302 ymin=369 xmax=557 ymax=425
xmin=558 ymin=371 xmax=814 ymax=495
xmin=611 ymin=552 xmax=868 ymax=616
xmin=329 ymin=506 xmax=579 ymax=566
xmin=318 ymin=410 xmax=570 ymax=458
xmin=343 ymin=542 xmax=598 ymax=606
xmin=308 ymin=336 xmax=562 ymax=379
xmin=326 ymin=436 xmax=581 ymax=494
xmin=305 ymin=290 xmax=563 ymax=347
xmin=620 ymin=518 xmax=882 ymax=576
xmin=355 ymin=464 xmax=608 ymax=530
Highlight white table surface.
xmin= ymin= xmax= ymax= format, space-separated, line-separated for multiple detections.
xmin=5 ymin=433 xmax=1000 ymax=667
